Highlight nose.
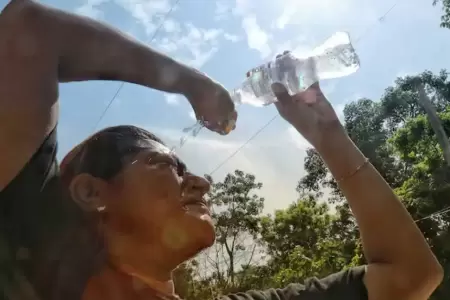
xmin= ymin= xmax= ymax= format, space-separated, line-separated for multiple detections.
xmin=182 ymin=173 xmax=211 ymax=196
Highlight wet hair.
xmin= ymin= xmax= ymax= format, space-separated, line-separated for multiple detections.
xmin=60 ymin=125 xmax=164 ymax=183
xmin=52 ymin=126 xmax=165 ymax=300
xmin=9 ymin=126 xmax=166 ymax=300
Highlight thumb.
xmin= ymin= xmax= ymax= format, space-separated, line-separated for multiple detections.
xmin=271 ymin=83 xmax=291 ymax=105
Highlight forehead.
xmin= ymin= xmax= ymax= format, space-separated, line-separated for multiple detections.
xmin=134 ymin=139 xmax=172 ymax=153
xmin=127 ymin=138 xmax=175 ymax=160
xmin=61 ymin=135 xmax=175 ymax=175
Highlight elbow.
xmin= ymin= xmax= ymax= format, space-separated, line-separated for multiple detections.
xmin=418 ymin=256 xmax=443 ymax=287
xmin=412 ymin=264 xmax=443 ymax=299
xmin=401 ymin=258 xmax=444 ymax=297
xmin=423 ymin=261 xmax=444 ymax=289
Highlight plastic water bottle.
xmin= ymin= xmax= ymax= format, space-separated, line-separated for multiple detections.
xmin=231 ymin=31 xmax=360 ymax=106
xmin=176 ymin=31 xmax=360 ymax=148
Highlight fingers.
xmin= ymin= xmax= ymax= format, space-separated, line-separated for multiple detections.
xmin=275 ymin=50 xmax=291 ymax=59
xmin=272 ymin=50 xmax=293 ymax=105
xmin=219 ymin=110 xmax=237 ymax=135
xmin=271 ymin=82 xmax=291 ymax=105
xmin=202 ymin=110 xmax=237 ymax=135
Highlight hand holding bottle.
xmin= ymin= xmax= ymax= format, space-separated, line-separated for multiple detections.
xmin=184 ymin=74 xmax=237 ymax=135
xmin=271 ymin=82 xmax=344 ymax=150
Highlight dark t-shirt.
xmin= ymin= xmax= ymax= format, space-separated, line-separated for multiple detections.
xmin=222 ymin=267 xmax=368 ymax=300
xmin=0 ymin=128 xmax=104 ymax=300
xmin=0 ymin=130 xmax=368 ymax=300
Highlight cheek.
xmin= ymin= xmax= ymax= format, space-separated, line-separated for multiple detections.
xmin=114 ymin=170 xmax=183 ymax=221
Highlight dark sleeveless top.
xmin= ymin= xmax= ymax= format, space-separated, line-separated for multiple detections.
xmin=0 ymin=128 xmax=367 ymax=300
xmin=0 ymin=128 xmax=104 ymax=300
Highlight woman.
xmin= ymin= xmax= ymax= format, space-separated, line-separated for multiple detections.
xmin=0 ymin=1 xmax=233 ymax=299
xmin=65 ymin=84 xmax=444 ymax=300
xmin=0 ymin=1 xmax=443 ymax=300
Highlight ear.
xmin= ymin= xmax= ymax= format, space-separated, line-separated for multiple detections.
xmin=69 ymin=173 xmax=108 ymax=212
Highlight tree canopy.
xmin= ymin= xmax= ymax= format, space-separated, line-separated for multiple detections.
xmin=174 ymin=70 xmax=450 ymax=300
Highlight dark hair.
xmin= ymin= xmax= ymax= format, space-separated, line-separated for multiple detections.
xmin=61 ymin=125 xmax=164 ymax=183
xmin=46 ymin=126 xmax=164 ymax=300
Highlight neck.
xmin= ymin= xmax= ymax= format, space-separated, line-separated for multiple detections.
xmin=107 ymin=237 xmax=178 ymax=297
xmin=118 ymin=263 xmax=175 ymax=297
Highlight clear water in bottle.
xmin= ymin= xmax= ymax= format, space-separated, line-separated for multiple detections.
xmin=177 ymin=31 xmax=360 ymax=149
xmin=231 ymin=31 xmax=360 ymax=106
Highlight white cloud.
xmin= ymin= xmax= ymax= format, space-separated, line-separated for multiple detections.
xmin=158 ymin=37 xmax=179 ymax=53
xmin=75 ymin=0 xmax=108 ymax=19
xmin=203 ymin=28 xmax=222 ymax=41
xmin=214 ymin=1 xmax=231 ymax=21
xmin=231 ymin=0 xmax=379 ymax=58
xmin=115 ymin=0 xmax=174 ymax=35
xmin=233 ymin=0 xmax=253 ymax=16
xmin=75 ymin=0 xmax=176 ymax=34
xmin=335 ymin=103 xmax=346 ymax=123
xmin=161 ymin=23 xmax=223 ymax=68
xmin=266 ymin=34 xmax=314 ymax=62
xmin=241 ymin=16 xmax=271 ymax=58
xmin=187 ymin=46 xmax=219 ymax=69
xmin=287 ymin=127 xmax=312 ymax=150
xmin=272 ymin=0 xmax=367 ymax=29
xmin=163 ymin=18 xmax=181 ymax=34
xmin=164 ymin=94 xmax=181 ymax=105
xmin=76 ymin=0 xmax=242 ymax=70
xmin=224 ymin=33 xmax=241 ymax=43
xmin=137 ymin=18 xmax=226 ymax=69
xmin=274 ymin=1 xmax=298 ymax=30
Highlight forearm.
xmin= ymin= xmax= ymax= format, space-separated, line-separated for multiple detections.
xmin=314 ymin=125 xmax=442 ymax=278
xmin=25 ymin=0 xmax=198 ymax=95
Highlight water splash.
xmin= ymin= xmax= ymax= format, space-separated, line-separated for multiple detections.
xmin=170 ymin=121 xmax=204 ymax=152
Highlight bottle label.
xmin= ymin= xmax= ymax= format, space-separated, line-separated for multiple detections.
xmin=247 ymin=62 xmax=272 ymax=97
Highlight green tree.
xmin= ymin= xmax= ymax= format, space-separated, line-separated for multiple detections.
xmin=433 ymin=0 xmax=450 ymax=29
xmin=296 ymin=70 xmax=450 ymax=299
xmin=297 ymin=97 xmax=403 ymax=199
xmin=381 ymin=70 xmax=450 ymax=130
xmin=390 ymin=110 xmax=450 ymax=299
xmin=176 ymin=69 xmax=450 ymax=299
xmin=205 ymin=170 xmax=265 ymax=290
xmin=298 ymin=70 xmax=450 ymax=198
xmin=260 ymin=196 xmax=359 ymax=286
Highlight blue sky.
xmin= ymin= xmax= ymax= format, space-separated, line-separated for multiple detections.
xmin=3 ymin=0 xmax=450 ymax=213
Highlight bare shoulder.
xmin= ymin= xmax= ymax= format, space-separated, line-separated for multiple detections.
xmin=0 ymin=0 xmax=59 ymax=191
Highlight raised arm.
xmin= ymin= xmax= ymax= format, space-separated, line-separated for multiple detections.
xmin=33 ymin=1 xmax=197 ymax=92
xmin=0 ymin=0 xmax=235 ymax=191
xmin=316 ymin=120 xmax=443 ymax=300
xmin=272 ymin=82 xmax=443 ymax=300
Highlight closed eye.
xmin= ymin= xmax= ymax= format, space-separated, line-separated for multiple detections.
xmin=147 ymin=154 xmax=186 ymax=176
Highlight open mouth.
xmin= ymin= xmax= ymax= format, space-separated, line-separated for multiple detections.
xmin=181 ymin=198 xmax=210 ymax=214
xmin=182 ymin=199 xmax=208 ymax=207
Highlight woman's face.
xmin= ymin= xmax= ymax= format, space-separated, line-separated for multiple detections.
xmin=102 ymin=139 xmax=215 ymax=261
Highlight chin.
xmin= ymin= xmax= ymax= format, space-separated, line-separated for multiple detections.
xmin=163 ymin=208 xmax=215 ymax=261
xmin=192 ymin=214 xmax=216 ymax=247
xmin=161 ymin=221 xmax=215 ymax=265
xmin=201 ymin=220 xmax=216 ymax=247
xmin=183 ymin=206 xmax=215 ymax=243
xmin=174 ymin=223 xmax=215 ymax=263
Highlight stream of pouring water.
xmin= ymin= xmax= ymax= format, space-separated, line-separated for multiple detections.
xmin=171 ymin=121 xmax=204 ymax=152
